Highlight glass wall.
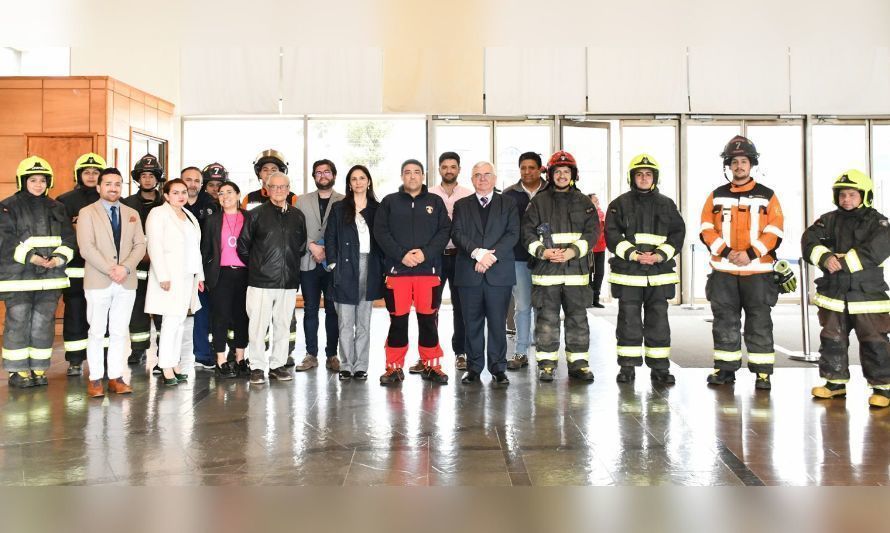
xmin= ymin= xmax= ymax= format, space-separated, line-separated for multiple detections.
xmin=811 ymin=123 xmax=868 ymax=219
xmin=620 ymin=124 xmax=678 ymax=201
xmin=494 ymin=123 xmax=552 ymax=191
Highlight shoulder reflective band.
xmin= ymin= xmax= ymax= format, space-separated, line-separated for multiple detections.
xmin=845 ymin=248 xmax=863 ymax=273
xmin=713 ymin=350 xmax=742 ymax=361
xmin=65 ymin=268 xmax=85 ymax=278
xmin=0 ymin=278 xmax=70 ymax=291
xmin=13 ymin=236 xmax=64 ymax=264
xmin=532 ymin=274 xmax=589 ymax=286
xmin=809 ymin=245 xmax=831 ymax=266
xmin=644 ymin=346 xmax=670 ymax=358
xmin=634 ymin=233 xmax=667 ymax=246
xmin=615 ymin=241 xmax=635 ymax=259
xmin=53 ymin=245 xmax=74 ymax=264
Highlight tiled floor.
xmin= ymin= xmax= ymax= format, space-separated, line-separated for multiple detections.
xmin=1 ymin=306 xmax=888 ymax=486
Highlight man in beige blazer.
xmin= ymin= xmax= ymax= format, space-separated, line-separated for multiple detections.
xmin=76 ymin=168 xmax=146 ymax=398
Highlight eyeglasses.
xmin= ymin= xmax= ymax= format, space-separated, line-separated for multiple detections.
xmin=472 ymin=173 xmax=495 ymax=180
xmin=267 ymin=184 xmax=289 ymax=191
xmin=313 ymin=170 xmax=333 ymax=177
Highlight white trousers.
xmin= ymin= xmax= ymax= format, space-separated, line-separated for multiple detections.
xmin=85 ymin=283 xmax=137 ymax=381
xmin=157 ymin=314 xmax=195 ymax=370
xmin=246 ymin=286 xmax=297 ymax=371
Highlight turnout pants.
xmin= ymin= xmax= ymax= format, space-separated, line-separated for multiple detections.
xmin=614 ymin=284 xmax=672 ymax=369
xmin=532 ymin=284 xmax=590 ymax=370
xmin=129 ymin=269 xmax=152 ymax=351
xmin=62 ymin=277 xmax=88 ymax=364
xmin=2 ymin=290 xmax=61 ymax=372
xmin=817 ymin=307 xmax=890 ymax=388
xmin=707 ymin=271 xmax=778 ymax=374
xmin=383 ymin=275 xmax=443 ymax=368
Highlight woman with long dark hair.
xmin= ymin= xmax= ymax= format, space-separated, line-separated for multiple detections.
xmin=324 ymin=165 xmax=384 ymax=381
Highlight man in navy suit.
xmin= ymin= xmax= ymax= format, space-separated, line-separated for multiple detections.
xmin=451 ymin=162 xmax=520 ymax=384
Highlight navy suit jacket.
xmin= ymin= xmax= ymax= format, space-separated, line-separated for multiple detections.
xmin=451 ymin=192 xmax=519 ymax=288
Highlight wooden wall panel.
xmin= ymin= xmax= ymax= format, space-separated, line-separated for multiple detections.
xmin=89 ymin=89 xmax=107 ymax=134
xmin=144 ymin=94 xmax=158 ymax=109
xmin=129 ymin=100 xmax=145 ymax=131
xmin=43 ymin=79 xmax=90 ymax=90
xmin=0 ymin=183 xmax=17 ymax=199
xmin=26 ymin=135 xmax=96 ymax=196
xmin=111 ymin=91 xmax=130 ymax=139
xmin=90 ymin=78 xmax=107 ymax=89
xmin=144 ymin=105 xmax=158 ymax=135
xmin=0 ymin=89 xmax=42 ymax=135
xmin=0 ymin=136 xmax=27 ymax=183
xmin=0 ymin=79 xmax=41 ymax=89
xmin=157 ymin=110 xmax=172 ymax=140
xmin=43 ymin=88 xmax=91 ymax=132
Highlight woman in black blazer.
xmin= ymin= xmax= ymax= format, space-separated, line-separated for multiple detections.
xmin=324 ymin=165 xmax=384 ymax=381
xmin=200 ymin=181 xmax=249 ymax=378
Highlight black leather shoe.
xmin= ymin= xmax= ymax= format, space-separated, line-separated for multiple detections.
xmin=492 ymin=372 xmax=510 ymax=385
xmin=461 ymin=370 xmax=480 ymax=384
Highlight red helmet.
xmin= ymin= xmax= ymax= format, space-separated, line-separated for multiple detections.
xmin=546 ymin=150 xmax=579 ymax=183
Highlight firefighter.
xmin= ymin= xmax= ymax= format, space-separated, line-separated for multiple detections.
xmin=201 ymin=162 xmax=227 ymax=201
xmin=0 ymin=157 xmax=76 ymax=388
xmin=521 ymin=151 xmax=599 ymax=382
xmin=57 ymin=152 xmax=106 ymax=376
xmin=802 ymin=170 xmax=890 ymax=408
xmin=700 ymin=136 xmax=784 ymax=390
xmin=122 ymin=154 xmax=165 ymax=365
xmin=606 ymin=154 xmax=685 ymax=384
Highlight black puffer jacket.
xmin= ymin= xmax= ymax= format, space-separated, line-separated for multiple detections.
xmin=373 ymin=185 xmax=451 ymax=276
xmin=237 ymin=201 xmax=306 ymax=289
xmin=0 ymin=190 xmax=76 ymax=296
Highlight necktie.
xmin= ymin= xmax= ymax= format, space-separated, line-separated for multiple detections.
xmin=110 ymin=205 xmax=121 ymax=256
xmin=480 ymin=196 xmax=489 ymax=208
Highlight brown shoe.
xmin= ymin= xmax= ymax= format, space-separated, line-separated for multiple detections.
xmin=87 ymin=379 xmax=105 ymax=398
xmin=408 ymin=359 xmax=425 ymax=374
xmin=294 ymin=355 xmax=319 ymax=372
xmin=325 ymin=356 xmax=340 ymax=372
xmin=107 ymin=377 xmax=133 ymax=394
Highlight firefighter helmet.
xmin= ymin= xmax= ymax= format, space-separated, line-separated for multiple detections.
xmin=16 ymin=156 xmax=54 ymax=193
xmin=627 ymin=153 xmax=660 ymax=190
xmin=202 ymin=162 xmax=228 ymax=183
xmin=131 ymin=154 xmax=164 ymax=184
xmin=253 ymin=149 xmax=288 ymax=177
xmin=74 ymin=152 xmax=106 ymax=184
xmin=832 ymin=169 xmax=873 ymax=209
xmin=721 ymin=135 xmax=759 ymax=166
xmin=546 ymin=150 xmax=578 ymax=184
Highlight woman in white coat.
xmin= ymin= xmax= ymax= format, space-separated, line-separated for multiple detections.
xmin=145 ymin=178 xmax=204 ymax=386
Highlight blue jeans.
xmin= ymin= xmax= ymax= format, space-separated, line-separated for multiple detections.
xmin=512 ymin=261 xmax=535 ymax=355
xmin=301 ymin=264 xmax=338 ymax=358
xmin=193 ymin=289 xmax=213 ymax=365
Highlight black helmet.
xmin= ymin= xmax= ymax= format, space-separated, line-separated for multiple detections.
xmin=131 ymin=154 xmax=165 ymax=184
xmin=720 ymin=135 xmax=759 ymax=167
xmin=202 ymin=162 xmax=228 ymax=183
xmin=253 ymin=149 xmax=288 ymax=176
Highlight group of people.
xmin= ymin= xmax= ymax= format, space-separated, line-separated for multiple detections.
xmin=1 ymin=134 xmax=889 ymax=408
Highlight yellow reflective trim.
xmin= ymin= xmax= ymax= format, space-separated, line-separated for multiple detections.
xmin=136 ymin=271 xmax=148 ymax=280
xmin=656 ymin=244 xmax=676 ymax=259
xmin=536 ymin=351 xmax=559 ymax=361
xmin=551 ymin=233 xmax=582 ymax=244
xmin=848 ymin=300 xmax=890 ymax=314
xmin=30 ymin=347 xmax=53 ymax=360
xmin=64 ymin=339 xmax=89 ymax=351
xmin=532 ymin=274 xmax=589 ymax=286
xmin=812 ymin=293 xmax=846 ymax=313
xmin=565 ymin=351 xmax=588 ymax=363
xmin=28 ymin=236 xmax=62 ymax=248
xmin=528 ymin=240 xmax=544 ymax=256
xmin=635 ymin=233 xmax=667 ymax=245
xmin=873 ymin=384 xmax=890 ymax=390
xmin=289 ymin=332 xmax=297 ymax=341
xmin=573 ymin=239 xmax=589 ymax=257
xmin=845 ymin=248 xmax=863 ymax=273
xmin=827 ymin=379 xmax=849 ymax=384
xmin=809 ymin=245 xmax=831 ymax=266
xmin=2 ymin=347 xmax=30 ymax=361
xmin=13 ymin=243 xmax=30 ymax=264
xmin=747 ymin=352 xmax=775 ymax=365
xmin=65 ymin=268 xmax=85 ymax=278
xmin=615 ymin=240 xmax=635 ymax=259
xmin=644 ymin=346 xmax=671 ymax=358
xmin=130 ymin=332 xmax=150 ymax=342
xmin=53 ymin=246 xmax=74 ymax=263
xmin=227 ymin=330 xmax=235 ymax=340
xmin=0 ymin=278 xmax=69 ymax=291
xmin=649 ymin=272 xmax=680 ymax=286
xmin=714 ymin=350 xmax=742 ymax=361
xmin=617 ymin=346 xmax=643 ymax=357
xmin=608 ymin=272 xmax=648 ymax=287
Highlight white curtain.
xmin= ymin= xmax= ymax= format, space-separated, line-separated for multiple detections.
xmin=587 ymin=46 xmax=688 ymax=114
xmin=485 ymin=47 xmax=586 ymax=115
xmin=179 ymin=47 xmax=280 ymax=115
xmin=688 ymin=45 xmax=790 ymax=114
xmin=281 ymin=47 xmax=383 ymax=114
xmin=791 ymin=46 xmax=890 ymax=114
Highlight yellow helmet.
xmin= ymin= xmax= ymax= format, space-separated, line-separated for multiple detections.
xmin=832 ymin=169 xmax=873 ymax=208
xmin=627 ymin=153 xmax=660 ymax=190
xmin=16 ymin=156 xmax=54 ymax=193
xmin=74 ymin=152 xmax=106 ymax=184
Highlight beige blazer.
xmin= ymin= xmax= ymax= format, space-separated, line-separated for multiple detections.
xmin=76 ymin=200 xmax=146 ymax=290
xmin=144 ymin=202 xmax=203 ymax=316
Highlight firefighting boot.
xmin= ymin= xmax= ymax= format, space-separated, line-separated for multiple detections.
xmin=812 ymin=381 xmax=847 ymax=399
xmin=706 ymin=369 xmax=735 ymax=386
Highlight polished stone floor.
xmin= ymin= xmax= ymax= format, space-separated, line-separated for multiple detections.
xmin=1 ymin=306 xmax=889 ymax=486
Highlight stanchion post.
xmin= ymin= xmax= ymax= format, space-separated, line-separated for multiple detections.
xmin=790 ymin=256 xmax=819 ymax=362
xmin=682 ymin=243 xmax=703 ymax=310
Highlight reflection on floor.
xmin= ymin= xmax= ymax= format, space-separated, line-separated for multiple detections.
xmin=1 ymin=307 xmax=888 ymax=486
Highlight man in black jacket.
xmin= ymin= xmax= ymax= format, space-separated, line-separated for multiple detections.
xmin=57 ymin=152 xmax=106 ymax=376
xmin=237 ymin=172 xmax=307 ymax=385
xmin=373 ymin=159 xmax=451 ymax=385
xmin=182 ymin=166 xmax=217 ymax=369
xmin=451 ymin=162 xmax=519 ymax=385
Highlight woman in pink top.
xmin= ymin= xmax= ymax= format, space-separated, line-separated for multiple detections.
xmin=200 ymin=181 xmax=249 ymax=378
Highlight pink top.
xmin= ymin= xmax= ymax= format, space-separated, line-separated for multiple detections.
xmin=429 ymin=183 xmax=473 ymax=250
xmin=220 ymin=212 xmax=246 ymax=267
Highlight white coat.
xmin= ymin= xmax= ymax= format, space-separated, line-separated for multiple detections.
xmin=144 ymin=202 xmax=203 ymax=316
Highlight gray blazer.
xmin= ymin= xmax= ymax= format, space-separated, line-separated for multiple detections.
xmin=295 ymin=189 xmax=344 ymax=271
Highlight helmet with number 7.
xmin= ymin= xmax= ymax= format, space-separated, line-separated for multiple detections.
xmin=720 ymin=135 xmax=759 ymax=167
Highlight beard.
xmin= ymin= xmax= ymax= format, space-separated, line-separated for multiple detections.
xmin=316 ymin=179 xmax=335 ymax=191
